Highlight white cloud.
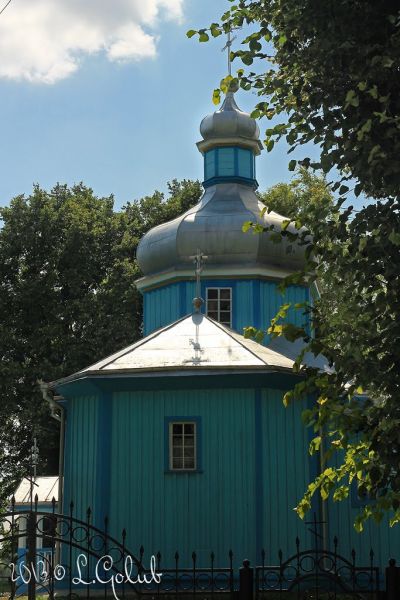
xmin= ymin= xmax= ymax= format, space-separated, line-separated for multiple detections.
xmin=0 ymin=0 xmax=183 ymax=84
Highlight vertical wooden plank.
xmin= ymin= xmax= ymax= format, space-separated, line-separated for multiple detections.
xmin=261 ymin=389 xmax=311 ymax=559
xmin=109 ymin=387 xmax=257 ymax=568
xmin=235 ymin=280 xmax=253 ymax=335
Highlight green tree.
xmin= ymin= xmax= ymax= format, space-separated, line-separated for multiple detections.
xmin=0 ymin=179 xmax=201 ymax=505
xmin=191 ymin=0 xmax=400 ymax=200
xmin=190 ymin=0 xmax=400 ymax=528
xmin=259 ymin=167 xmax=333 ymax=229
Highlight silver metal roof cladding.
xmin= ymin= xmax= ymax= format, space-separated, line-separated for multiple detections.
xmin=136 ymin=90 xmax=307 ymax=280
xmin=51 ymin=314 xmax=327 ymax=387
xmin=136 ymin=182 xmax=306 ymax=277
xmin=13 ymin=476 xmax=59 ymax=504
xmin=197 ymin=90 xmax=263 ymax=155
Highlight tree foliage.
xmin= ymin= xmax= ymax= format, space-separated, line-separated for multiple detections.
xmin=191 ymin=0 xmax=400 ymax=528
xmin=191 ymin=0 xmax=400 ymax=200
xmin=0 ymin=179 xmax=201 ymax=504
xmin=258 ymin=167 xmax=333 ymax=229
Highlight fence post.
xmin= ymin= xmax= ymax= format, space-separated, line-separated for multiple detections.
xmin=386 ymin=558 xmax=400 ymax=600
xmin=239 ymin=559 xmax=253 ymax=600
xmin=26 ymin=511 xmax=36 ymax=600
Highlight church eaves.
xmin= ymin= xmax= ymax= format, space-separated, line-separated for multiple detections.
xmin=49 ymin=313 xmax=327 ymax=388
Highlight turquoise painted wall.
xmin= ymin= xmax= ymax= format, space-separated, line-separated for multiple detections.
xmin=61 ymin=382 xmax=400 ymax=573
xmin=60 ymin=385 xmax=313 ymax=568
xmin=143 ymin=279 xmax=309 ymax=339
xmin=260 ymin=389 xmax=313 ymax=560
xmin=62 ymin=395 xmax=100 ymax=523
xmin=109 ymin=387 xmax=257 ymax=567
xmin=325 ymin=482 xmax=399 ymax=571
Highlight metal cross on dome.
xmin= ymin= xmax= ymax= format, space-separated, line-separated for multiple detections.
xmin=221 ymin=28 xmax=237 ymax=77
xmin=28 ymin=437 xmax=39 ymax=509
xmin=190 ymin=248 xmax=207 ymax=312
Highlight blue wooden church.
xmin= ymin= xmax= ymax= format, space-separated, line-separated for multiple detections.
xmin=47 ymin=86 xmax=399 ymax=573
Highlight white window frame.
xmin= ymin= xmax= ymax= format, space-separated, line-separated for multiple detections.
xmin=206 ymin=287 xmax=232 ymax=327
xmin=169 ymin=421 xmax=197 ymax=471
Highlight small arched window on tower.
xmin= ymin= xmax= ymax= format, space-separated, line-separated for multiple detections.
xmin=206 ymin=288 xmax=232 ymax=327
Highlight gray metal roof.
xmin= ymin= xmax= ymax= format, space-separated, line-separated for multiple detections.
xmin=136 ymin=182 xmax=306 ymax=278
xmin=51 ymin=313 xmax=326 ymax=386
xmin=13 ymin=476 xmax=59 ymax=504
xmin=198 ymin=90 xmax=263 ymax=155
xmin=136 ymin=90 xmax=308 ymax=282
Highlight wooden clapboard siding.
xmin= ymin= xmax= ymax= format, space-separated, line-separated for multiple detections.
xmin=62 ymin=395 xmax=99 ymax=522
xmin=260 ymin=388 xmax=313 ymax=560
xmin=143 ymin=279 xmax=309 ymax=339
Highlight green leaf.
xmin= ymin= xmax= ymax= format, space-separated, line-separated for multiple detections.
xmin=241 ymin=54 xmax=254 ymax=66
xmin=288 ymin=159 xmax=296 ymax=171
xmin=368 ymin=145 xmax=381 ymax=163
xmin=212 ymin=89 xmax=221 ymax=106
xmin=186 ymin=30 xmax=197 ymax=38
xmin=220 ymin=75 xmax=233 ymax=94
xmin=368 ymin=85 xmax=378 ymax=99
xmin=243 ymin=326 xmax=257 ymax=339
xmin=296 ymin=499 xmax=311 ymax=520
xmin=358 ymin=237 xmax=367 ymax=251
xmin=210 ymin=23 xmax=222 ymax=37
xmin=333 ymin=485 xmax=349 ymax=502
xmin=242 ymin=221 xmax=252 ymax=233
xmin=309 ymin=436 xmax=322 ymax=455
xmin=199 ymin=32 xmax=209 ymax=42
xmin=354 ymin=183 xmax=363 ymax=196
xmin=354 ymin=516 xmax=364 ymax=533
xmin=266 ymin=140 xmax=275 ymax=152
xmin=320 ymin=484 xmax=330 ymax=501
xmin=249 ymin=39 xmax=262 ymax=52
xmin=382 ymin=56 xmax=394 ymax=68
xmin=345 ymin=90 xmax=359 ymax=107
xmin=283 ymin=392 xmax=292 ymax=407
xmin=389 ymin=230 xmax=400 ymax=246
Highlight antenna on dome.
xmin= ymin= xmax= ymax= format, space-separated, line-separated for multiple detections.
xmin=190 ymin=248 xmax=207 ymax=313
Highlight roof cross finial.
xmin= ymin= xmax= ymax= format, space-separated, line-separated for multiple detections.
xmin=221 ymin=27 xmax=236 ymax=77
xmin=190 ymin=248 xmax=207 ymax=313
xmin=28 ymin=437 xmax=39 ymax=510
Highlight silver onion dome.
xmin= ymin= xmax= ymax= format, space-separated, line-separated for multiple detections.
xmin=197 ymin=90 xmax=263 ymax=155
xmin=136 ymin=182 xmax=305 ymax=277
xmin=136 ymin=89 xmax=306 ymax=281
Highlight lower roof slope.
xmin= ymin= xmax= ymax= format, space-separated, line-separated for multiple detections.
xmin=13 ymin=476 xmax=59 ymax=504
xmin=51 ymin=313 xmax=326 ymax=388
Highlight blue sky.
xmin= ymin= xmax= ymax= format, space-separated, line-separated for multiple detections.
xmin=0 ymin=0 xmax=363 ymax=211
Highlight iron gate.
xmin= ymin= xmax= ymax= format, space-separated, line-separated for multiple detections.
xmin=0 ymin=496 xmax=234 ymax=598
xmin=0 ymin=497 xmax=384 ymax=599
xmin=255 ymin=537 xmax=380 ymax=600
xmin=0 ymin=497 xmax=144 ymax=599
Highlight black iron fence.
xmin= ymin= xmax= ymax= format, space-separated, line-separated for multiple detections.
xmin=137 ymin=546 xmax=234 ymax=596
xmin=1 ymin=495 xmax=399 ymax=599
xmin=0 ymin=496 xmax=142 ymax=599
xmin=254 ymin=536 xmax=380 ymax=599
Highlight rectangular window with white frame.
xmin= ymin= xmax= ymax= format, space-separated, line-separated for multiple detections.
xmin=206 ymin=287 xmax=232 ymax=327
xmin=169 ymin=421 xmax=197 ymax=471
